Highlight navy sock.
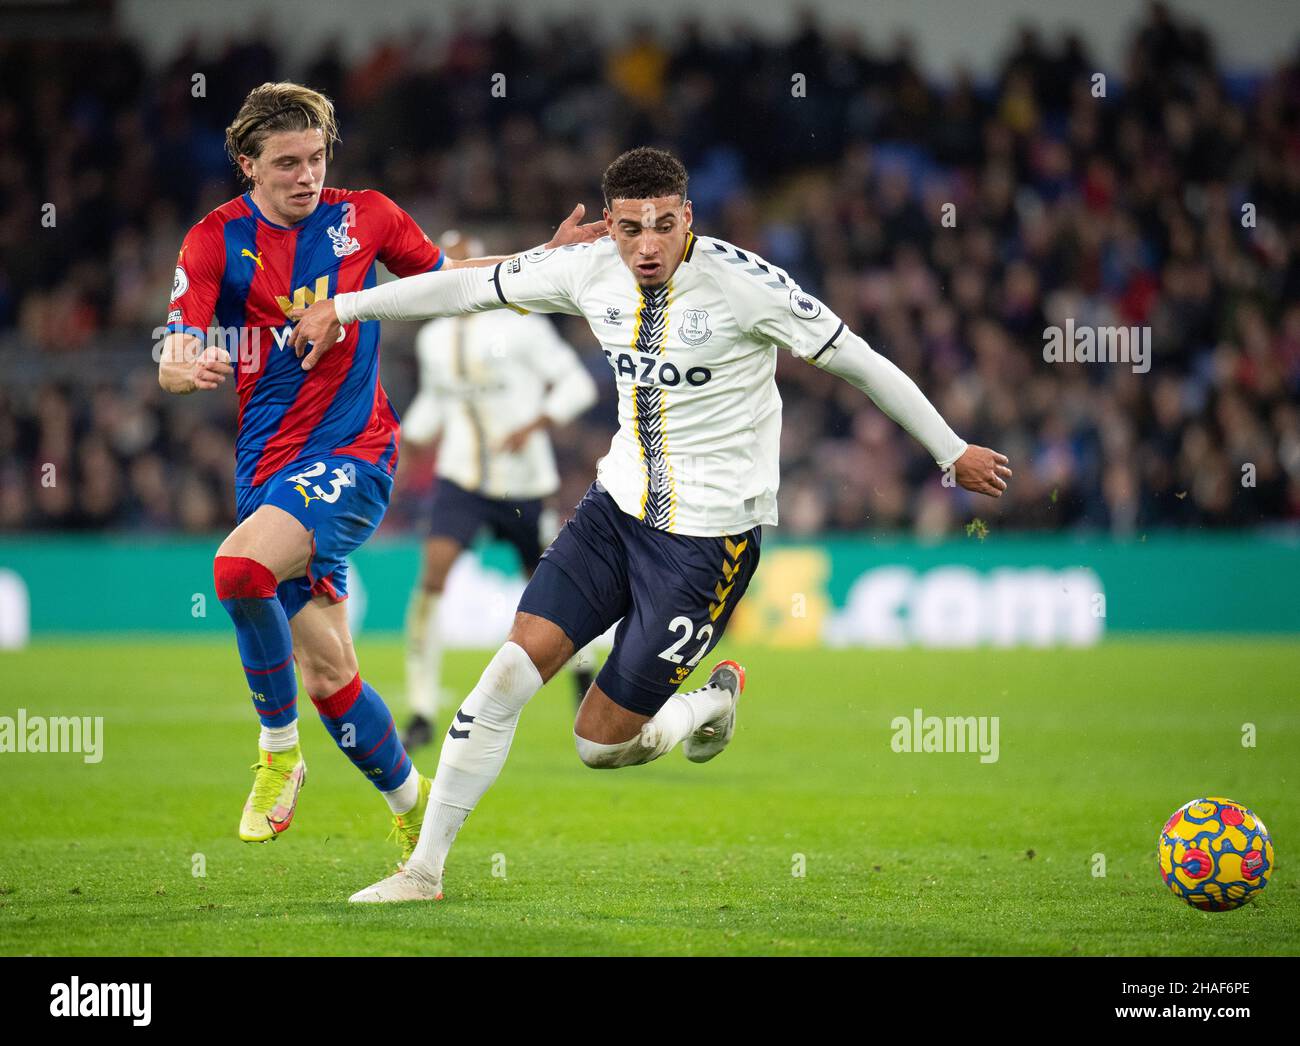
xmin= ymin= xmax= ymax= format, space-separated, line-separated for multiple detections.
xmin=214 ymin=556 xmax=298 ymax=729
xmin=311 ymin=674 xmax=413 ymax=792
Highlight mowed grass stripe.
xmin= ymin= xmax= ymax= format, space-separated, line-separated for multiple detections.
xmin=0 ymin=640 xmax=1296 ymax=955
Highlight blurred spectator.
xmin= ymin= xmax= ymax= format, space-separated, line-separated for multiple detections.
xmin=1 ymin=3 xmax=1298 ymax=536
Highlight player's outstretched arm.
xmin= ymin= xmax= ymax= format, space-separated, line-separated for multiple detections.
xmin=288 ymin=265 xmax=501 ymax=370
xmin=158 ymin=332 xmax=232 ymax=394
xmin=290 ymin=226 xmax=587 ymax=370
xmin=821 ymin=330 xmax=1012 ymax=497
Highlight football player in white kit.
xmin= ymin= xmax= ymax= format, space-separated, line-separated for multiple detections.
xmin=400 ymin=232 xmax=599 ymax=749
xmin=291 ymin=147 xmax=1012 ymax=902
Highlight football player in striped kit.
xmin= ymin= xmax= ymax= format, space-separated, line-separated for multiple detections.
xmin=292 ymin=146 xmax=1012 ymax=902
xmin=157 ymin=81 xmax=602 ymax=869
xmin=400 ymin=231 xmax=599 ymax=749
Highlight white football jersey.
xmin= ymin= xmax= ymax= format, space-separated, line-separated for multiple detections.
xmin=489 ymin=233 xmax=849 ymax=535
xmin=402 ymin=310 xmax=597 ymax=500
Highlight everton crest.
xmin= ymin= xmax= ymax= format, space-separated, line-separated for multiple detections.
xmin=679 ymin=308 xmax=712 ymax=346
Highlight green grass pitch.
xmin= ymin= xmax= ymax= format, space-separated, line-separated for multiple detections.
xmin=1 ymin=638 xmax=1296 ymax=955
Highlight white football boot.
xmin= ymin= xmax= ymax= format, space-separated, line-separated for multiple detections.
xmin=683 ymin=660 xmax=746 ymax=764
xmin=349 ymin=864 xmax=444 ymax=903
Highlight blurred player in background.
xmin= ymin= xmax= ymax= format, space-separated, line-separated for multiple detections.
xmin=156 ymin=82 xmax=601 ymax=867
xmin=400 ymin=231 xmax=600 ymax=749
xmin=294 ymin=146 xmax=1012 ymax=903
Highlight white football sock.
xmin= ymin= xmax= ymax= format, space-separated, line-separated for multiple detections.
xmin=644 ymin=682 xmax=731 ymax=755
xmin=415 ymin=803 xmax=470 ymax=882
xmin=575 ymin=682 xmax=732 ymax=768
xmin=405 ymin=587 xmax=443 ymax=719
xmin=259 ymin=721 xmax=299 ymax=752
xmin=405 ymin=641 xmax=543 ymax=881
xmin=381 ymin=767 xmax=421 ymax=815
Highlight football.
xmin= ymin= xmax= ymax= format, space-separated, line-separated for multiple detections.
xmin=1158 ymin=797 xmax=1274 ymax=911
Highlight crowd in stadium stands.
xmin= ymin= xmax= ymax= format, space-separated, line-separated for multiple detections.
xmin=2 ymin=2 xmax=1299 ymax=537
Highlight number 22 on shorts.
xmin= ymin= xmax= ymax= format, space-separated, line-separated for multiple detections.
xmin=659 ymin=616 xmax=714 ymax=683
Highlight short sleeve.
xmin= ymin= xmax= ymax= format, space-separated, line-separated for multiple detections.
xmin=490 ymin=243 xmax=590 ymax=317
xmin=373 ymin=192 xmax=443 ymax=277
xmin=166 ymin=218 xmax=226 ymax=338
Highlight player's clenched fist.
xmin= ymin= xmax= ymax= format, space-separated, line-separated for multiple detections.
xmin=954 ymin=445 xmax=1012 ymax=497
xmin=192 ymin=346 xmax=233 ymax=390
xmin=288 ymin=299 xmax=342 ymax=371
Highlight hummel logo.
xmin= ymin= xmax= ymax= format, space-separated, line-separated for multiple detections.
xmin=605 ymin=306 xmax=622 ymax=325
xmin=447 ymin=709 xmax=476 ymax=740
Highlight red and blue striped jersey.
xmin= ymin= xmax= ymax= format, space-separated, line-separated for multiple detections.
xmin=166 ymin=188 xmax=442 ymax=488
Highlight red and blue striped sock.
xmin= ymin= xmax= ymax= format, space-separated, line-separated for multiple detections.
xmin=311 ymin=674 xmax=413 ymax=793
xmin=214 ymin=556 xmax=297 ymax=729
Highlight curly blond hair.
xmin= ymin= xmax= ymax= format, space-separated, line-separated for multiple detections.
xmin=224 ymin=82 xmax=340 ymax=183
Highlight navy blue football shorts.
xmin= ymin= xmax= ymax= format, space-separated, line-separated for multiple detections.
xmin=428 ymin=477 xmax=544 ymax=573
xmin=517 ymin=482 xmax=761 ymax=716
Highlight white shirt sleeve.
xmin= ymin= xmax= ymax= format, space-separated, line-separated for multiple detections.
xmin=722 ymin=257 xmax=966 ymax=469
xmin=490 ymin=243 xmax=592 ymax=317
xmin=725 ymin=263 xmax=849 ymax=362
xmin=336 ymin=242 xmax=593 ymax=323
xmin=334 ymin=265 xmax=501 ymax=323
xmin=818 ymin=329 xmax=968 ymax=469
xmin=520 ymin=316 xmax=598 ymax=425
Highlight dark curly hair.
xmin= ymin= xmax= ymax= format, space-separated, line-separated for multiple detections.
xmin=601 ymin=147 xmax=688 ymax=207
